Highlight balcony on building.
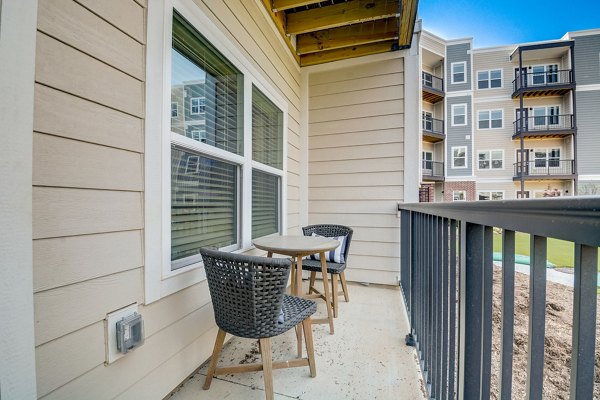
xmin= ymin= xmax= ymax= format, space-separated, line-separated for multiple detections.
xmin=513 ymin=159 xmax=575 ymax=180
xmin=510 ymin=41 xmax=574 ymax=98
xmin=422 ymin=71 xmax=444 ymax=103
xmin=422 ymin=160 xmax=444 ymax=181
xmin=512 ymin=113 xmax=576 ymax=139
xmin=422 ymin=114 xmax=445 ymax=142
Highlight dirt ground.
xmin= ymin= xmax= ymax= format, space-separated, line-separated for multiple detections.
xmin=489 ymin=266 xmax=600 ymax=399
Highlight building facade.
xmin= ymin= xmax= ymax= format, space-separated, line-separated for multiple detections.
xmin=418 ymin=28 xmax=600 ymax=202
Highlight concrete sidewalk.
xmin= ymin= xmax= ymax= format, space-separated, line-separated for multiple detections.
xmin=168 ymin=282 xmax=426 ymax=400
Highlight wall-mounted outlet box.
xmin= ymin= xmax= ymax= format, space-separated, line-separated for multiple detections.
xmin=105 ymin=303 xmax=141 ymax=365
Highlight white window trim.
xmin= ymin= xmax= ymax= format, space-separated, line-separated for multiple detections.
xmin=452 ymin=190 xmax=467 ymax=201
xmin=451 ymin=103 xmax=467 ymax=127
xmin=451 ymin=61 xmax=467 ymax=84
xmin=476 ymin=69 xmax=503 ymax=90
xmin=145 ymin=0 xmax=288 ymax=303
xmin=171 ymin=101 xmax=178 ymax=117
xmin=477 ymin=149 xmax=505 ymax=170
xmin=477 ymin=190 xmax=505 ymax=200
xmin=189 ymin=96 xmax=202 ymax=115
xmin=477 ymin=108 xmax=503 ymax=130
xmin=530 ymin=63 xmax=559 ymax=85
xmin=451 ymin=146 xmax=468 ymax=169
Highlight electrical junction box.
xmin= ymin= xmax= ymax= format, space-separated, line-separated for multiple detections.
xmin=116 ymin=312 xmax=144 ymax=354
xmin=105 ymin=304 xmax=143 ymax=364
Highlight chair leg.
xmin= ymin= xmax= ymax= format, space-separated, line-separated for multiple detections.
xmin=294 ymin=324 xmax=302 ymax=358
xmin=203 ymin=328 xmax=226 ymax=390
xmin=308 ymin=271 xmax=317 ymax=294
xmin=331 ymin=274 xmax=339 ymax=318
xmin=340 ymin=271 xmax=350 ymax=302
xmin=302 ymin=318 xmax=317 ymax=378
xmin=259 ymin=338 xmax=274 ymax=400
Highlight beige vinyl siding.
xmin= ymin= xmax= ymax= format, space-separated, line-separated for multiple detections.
xmin=473 ymin=49 xmax=513 ymax=98
xmin=33 ymin=1 xmax=302 ymax=399
xmin=308 ymin=58 xmax=404 ymax=285
xmin=420 ymin=31 xmax=446 ymax=58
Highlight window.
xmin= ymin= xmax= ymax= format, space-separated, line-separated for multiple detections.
xmin=531 ymin=64 xmax=558 ymax=85
xmin=190 ymin=97 xmax=205 ymax=115
xmin=532 ymin=106 xmax=560 ymax=127
xmin=478 ymin=150 xmax=503 ymax=169
xmin=478 ymin=191 xmax=504 ymax=200
xmin=534 ymin=148 xmax=561 ymax=168
xmin=145 ymin=6 xmax=289 ymax=302
xmin=477 ymin=69 xmax=502 ymax=89
xmin=452 ymin=146 xmax=467 ymax=168
xmin=171 ymin=102 xmax=178 ymax=117
xmin=451 ymin=62 xmax=466 ymax=84
xmin=422 ymin=151 xmax=433 ymax=170
xmin=453 ymin=191 xmax=466 ymax=201
xmin=478 ymin=109 xmax=502 ymax=129
xmin=451 ymin=104 xmax=467 ymax=126
xmin=422 ymin=111 xmax=433 ymax=131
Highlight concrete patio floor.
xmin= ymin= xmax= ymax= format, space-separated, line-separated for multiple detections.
xmin=167 ymin=281 xmax=426 ymax=400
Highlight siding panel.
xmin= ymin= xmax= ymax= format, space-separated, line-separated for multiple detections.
xmin=446 ymin=42 xmax=471 ymax=92
xmin=574 ymin=34 xmax=600 ymax=85
xmin=447 ymin=95 xmax=473 ymax=176
xmin=576 ymin=90 xmax=600 ymax=174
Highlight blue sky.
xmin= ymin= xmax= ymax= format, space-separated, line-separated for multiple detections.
xmin=418 ymin=0 xmax=600 ymax=48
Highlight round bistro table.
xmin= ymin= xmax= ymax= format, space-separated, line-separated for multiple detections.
xmin=253 ymin=235 xmax=340 ymax=357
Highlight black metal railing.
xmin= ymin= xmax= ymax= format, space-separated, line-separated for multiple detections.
xmin=512 ymin=69 xmax=573 ymax=92
xmin=422 ymin=160 xmax=444 ymax=178
xmin=423 ymin=71 xmax=444 ymax=93
xmin=513 ymin=114 xmax=575 ymax=134
xmin=422 ymin=116 xmax=444 ymax=135
xmin=399 ymin=198 xmax=600 ymax=400
xmin=513 ymin=159 xmax=575 ymax=177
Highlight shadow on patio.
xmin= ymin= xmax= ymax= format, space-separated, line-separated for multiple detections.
xmin=168 ymin=282 xmax=426 ymax=400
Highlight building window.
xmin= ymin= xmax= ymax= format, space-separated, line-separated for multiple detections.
xmin=478 ymin=150 xmax=503 ymax=169
xmin=422 ymin=151 xmax=433 ymax=170
xmin=453 ymin=191 xmax=466 ymax=201
xmin=534 ymin=148 xmax=561 ymax=168
xmin=452 ymin=146 xmax=467 ymax=168
xmin=531 ymin=64 xmax=558 ymax=85
xmin=477 ymin=69 xmax=502 ymax=89
xmin=451 ymin=61 xmax=466 ymax=84
xmin=477 ymin=109 xmax=502 ymax=129
xmin=171 ymin=102 xmax=178 ymax=117
xmin=189 ymin=127 xmax=206 ymax=142
xmin=451 ymin=104 xmax=467 ymax=126
xmin=478 ymin=191 xmax=504 ymax=200
xmin=532 ymin=106 xmax=560 ymax=127
xmin=189 ymin=97 xmax=205 ymax=115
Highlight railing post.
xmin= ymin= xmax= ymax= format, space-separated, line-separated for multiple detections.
xmin=499 ymin=230 xmax=515 ymax=400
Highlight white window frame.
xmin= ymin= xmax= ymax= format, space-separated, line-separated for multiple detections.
xmin=477 ymin=190 xmax=504 ymax=201
xmin=144 ymin=0 xmax=288 ymax=303
xmin=451 ymin=61 xmax=467 ymax=84
xmin=532 ymin=105 xmax=560 ymax=127
xmin=531 ymin=64 xmax=559 ymax=85
xmin=171 ymin=101 xmax=178 ymax=117
xmin=451 ymin=103 xmax=467 ymax=127
xmin=189 ymin=96 xmax=205 ymax=115
xmin=452 ymin=190 xmax=466 ymax=201
xmin=477 ymin=109 xmax=503 ymax=130
xmin=476 ymin=69 xmax=502 ymax=90
xmin=451 ymin=146 xmax=467 ymax=169
xmin=477 ymin=149 xmax=504 ymax=170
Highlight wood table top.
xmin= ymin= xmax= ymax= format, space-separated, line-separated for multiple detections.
xmin=253 ymin=235 xmax=339 ymax=256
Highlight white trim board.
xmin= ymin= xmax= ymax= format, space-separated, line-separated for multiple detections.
xmin=577 ymin=84 xmax=600 ymax=92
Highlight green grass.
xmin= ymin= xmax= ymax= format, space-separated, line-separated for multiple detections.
xmin=493 ymin=232 xmax=600 ymax=271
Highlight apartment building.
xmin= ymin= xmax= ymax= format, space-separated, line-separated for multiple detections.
xmin=417 ymin=28 xmax=600 ymax=202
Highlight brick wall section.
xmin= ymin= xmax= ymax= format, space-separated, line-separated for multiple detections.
xmin=443 ymin=181 xmax=476 ymax=201
xmin=419 ymin=183 xmax=435 ymax=202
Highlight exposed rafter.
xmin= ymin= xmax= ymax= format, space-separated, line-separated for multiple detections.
xmin=301 ymin=40 xmax=396 ymax=66
xmin=398 ymin=0 xmax=418 ymax=47
xmin=272 ymin=0 xmax=324 ymax=12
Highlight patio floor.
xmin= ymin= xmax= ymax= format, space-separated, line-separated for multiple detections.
xmin=167 ymin=281 xmax=426 ymax=400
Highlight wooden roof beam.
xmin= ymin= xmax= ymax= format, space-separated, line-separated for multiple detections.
xmin=272 ymin=0 xmax=324 ymax=12
xmin=286 ymin=0 xmax=400 ymax=36
xmin=398 ymin=0 xmax=418 ymax=47
xmin=300 ymin=40 xmax=397 ymax=66
xmin=296 ymin=18 xmax=398 ymax=55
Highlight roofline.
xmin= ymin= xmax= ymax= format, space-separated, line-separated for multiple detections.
xmin=421 ymin=28 xmax=472 ymax=45
xmin=563 ymin=28 xmax=600 ymax=39
xmin=509 ymin=39 xmax=574 ymax=61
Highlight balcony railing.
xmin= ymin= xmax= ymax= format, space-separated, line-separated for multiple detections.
xmin=513 ymin=114 xmax=575 ymax=136
xmin=399 ymin=198 xmax=600 ymax=399
xmin=513 ymin=159 xmax=575 ymax=178
xmin=422 ymin=71 xmax=444 ymax=93
xmin=422 ymin=116 xmax=444 ymax=136
xmin=422 ymin=160 xmax=444 ymax=181
xmin=512 ymin=69 xmax=574 ymax=95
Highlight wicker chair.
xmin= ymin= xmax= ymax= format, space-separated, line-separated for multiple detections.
xmin=200 ymin=248 xmax=317 ymax=400
xmin=302 ymin=224 xmax=353 ymax=318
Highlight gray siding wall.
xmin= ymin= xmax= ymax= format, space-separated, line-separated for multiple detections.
xmin=574 ymin=34 xmax=600 ymax=85
xmin=447 ymin=95 xmax=472 ymax=176
xmin=576 ymin=90 xmax=600 ymax=175
xmin=446 ymin=43 xmax=471 ymax=92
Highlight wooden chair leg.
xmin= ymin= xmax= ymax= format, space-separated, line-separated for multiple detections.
xmin=308 ymin=271 xmax=317 ymax=294
xmin=302 ymin=318 xmax=317 ymax=377
xmin=340 ymin=271 xmax=350 ymax=302
xmin=331 ymin=274 xmax=339 ymax=318
xmin=203 ymin=328 xmax=226 ymax=390
xmin=259 ymin=338 xmax=274 ymax=400
xmin=294 ymin=324 xmax=302 ymax=358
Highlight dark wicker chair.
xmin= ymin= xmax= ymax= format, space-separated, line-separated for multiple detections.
xmin=200 ymin=248 xmax=317 ymax=400
xmin=302 ymin=224 xmax=353 ymax=318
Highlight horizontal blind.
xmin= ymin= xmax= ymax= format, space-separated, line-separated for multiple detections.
xmin=171 ymin=148 xmax=237 ymax=267
xmin=252 ymin=85 xmax=283 ymax=169
xmin=252 ymin=170 xmax=279 ymax=239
